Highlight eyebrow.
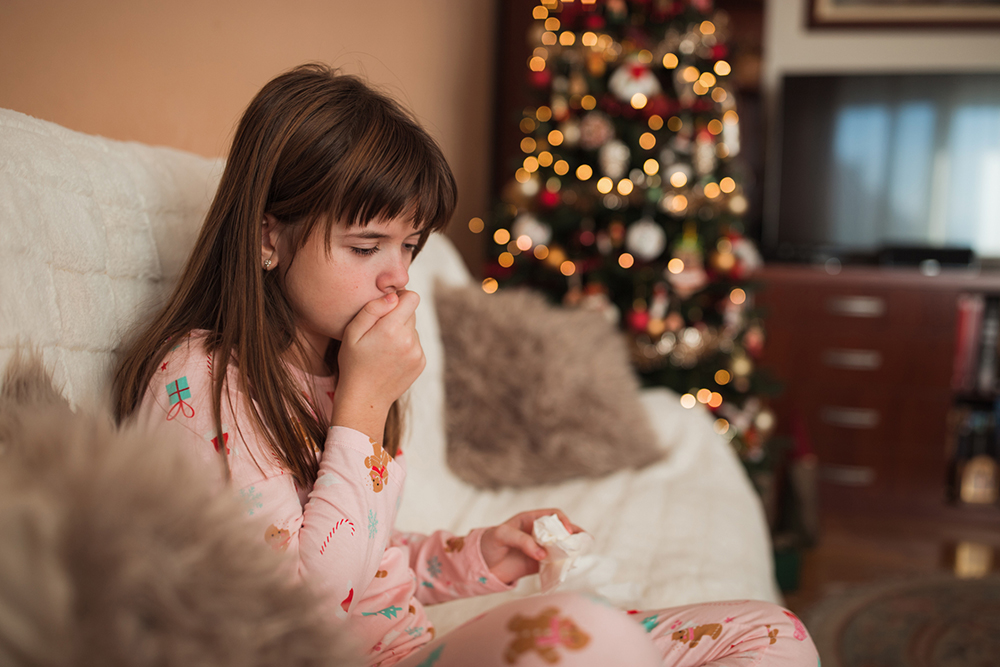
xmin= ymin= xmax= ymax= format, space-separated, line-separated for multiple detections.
xmin=343 ymin=229 xmax=422 ymax=240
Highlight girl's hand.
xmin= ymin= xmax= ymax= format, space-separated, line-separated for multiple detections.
xmin=480 ymin=509 xmax=583 ymax=585
xmin=332 ymin=290 xmax=425 ymax=440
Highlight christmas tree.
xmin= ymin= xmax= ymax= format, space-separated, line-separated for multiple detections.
xmin=483 ymin=0 xmax=779 ymax=466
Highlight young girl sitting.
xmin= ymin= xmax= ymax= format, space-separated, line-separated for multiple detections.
xmin=113 ymin=63 xmax=817 ymax=667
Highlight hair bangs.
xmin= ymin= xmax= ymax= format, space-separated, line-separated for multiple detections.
xmin=320 ymin=99 xmax=457 ymax=243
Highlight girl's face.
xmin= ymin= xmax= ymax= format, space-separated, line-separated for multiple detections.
xmin=265 ymin=214 xmax=422 ymax=375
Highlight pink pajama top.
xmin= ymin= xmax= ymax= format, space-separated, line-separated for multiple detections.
xmin=136 ymin=331 xmax=511 ymax=666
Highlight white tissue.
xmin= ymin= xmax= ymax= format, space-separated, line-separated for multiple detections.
xmin=532 ymin=514 xmax=594 ymax=593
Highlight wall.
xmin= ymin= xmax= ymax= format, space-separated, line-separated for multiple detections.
xmin=0 ymin=0 xmax=495 ymax=271
xmin=763 ymin=0 xmax=1000 ymax=91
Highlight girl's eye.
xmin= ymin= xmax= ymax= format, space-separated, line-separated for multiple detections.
xmin=404 ymin=243 xmax=419 ymax=253
xmin=352 ymin=246 xmax=379 ymax=257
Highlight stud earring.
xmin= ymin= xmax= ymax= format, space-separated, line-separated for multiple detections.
xmin=264 ymin=259 xmax=272 ymax=269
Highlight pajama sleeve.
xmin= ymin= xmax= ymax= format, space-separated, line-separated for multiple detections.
xmin=392 ymin=528 xmax=513 ymax=605
xmin=136 ymin=334 xmax=404 ymax=621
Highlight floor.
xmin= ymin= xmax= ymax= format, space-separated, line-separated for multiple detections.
xmin=782 ymin=499 xmax=1000 ymax=616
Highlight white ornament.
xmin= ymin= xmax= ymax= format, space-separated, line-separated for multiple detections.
xmin=560 ymin=119 xmax=581 ymax=148
xmin=608 ymin=62 xmax=662 ymax=103
xmin=599 ymin=140 xmax=630 ymax=180
xmin=580 ymin=112 xmax=614 ymax=150
xmin=625 ymin=218 xmax=667 ymax=261
xmin=512 ymin=213 xmax=552 ymax=247
xmin=732 ymin=237 xmax=763 ymax=274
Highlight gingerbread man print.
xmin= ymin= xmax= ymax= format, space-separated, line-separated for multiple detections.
xmin=364 ymin=438 xmax=391 ymax=493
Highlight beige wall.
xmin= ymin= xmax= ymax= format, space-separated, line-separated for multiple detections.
xmin=0 ymin=0 xmax=495 ymax=271
xmin=763 ymin=0 xmax=1000 ymax=93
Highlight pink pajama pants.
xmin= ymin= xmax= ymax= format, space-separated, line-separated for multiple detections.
xmin=394 ymin=593 xmax=818 ymax=667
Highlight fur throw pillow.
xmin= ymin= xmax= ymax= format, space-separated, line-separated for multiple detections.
xmin=435 ymin=284 xmax=663 ymax=489
xmin=0 ymin=350 xmax=360 ymax=667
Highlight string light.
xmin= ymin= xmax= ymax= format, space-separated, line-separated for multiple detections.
xmin=538 ymin=151 xmax=553 ymax=167
xmin=643 ymin=159 xmax=659 ymax=175
xmin=699 ymin=72 xmax=717 ymax=88
xmin=730 ymin=288 xmax=746 ymax=305
xmin=697 ymin=388 xmax=712 ymax=404
xmin=711 ymin=88 xmax=728 ymax=103
xmin=582 ymin=31 xmax=598 ymax=47
xmin=668 ymin=258 xmax=685 ymax=274
xmin=708 ymin=392 xmax=723 ymax=408
xmin=707 ymin=119 xmax=724 ymax=135
xmin=548 ymin=129 xmax=564 ymax=146
xmin=482 ymin=277 xmax=498 ymax=294
xmin=617 ymin=179 xmax=634 ymax=195
xmin=559 ymin=31 xmax=576 ymax=46
xmin=516 ymin=235 xmax=533 ymax=251
xmin=700 ymin=20 xmax=716 ymax=34
xmin=663 ymin=53 xmax=679 ymax=69
xmin=576 ymin=164 xmax=593 ymax=180
xmin=520 ymin=118 xmax=536 ymax=133
xmin=523 ymin=156 xmax=539 ymax=172
xmin=683 ymin=67 xmax=700 ymax=83
xmin=720 ymin=177 xmax=736 ymax=193
xmin=468 ymin=217 xmax=484 ymax=233
xmin=667 ymin=116 xmax=683 ymax=132
xmin=544 ymin=17 xmax=560 ymax=31
xmin=596 ymin=177 xmax=613 ymax=194
xmin=536 ymin=106 xmax=552 ymax=122
xmin=630 ymin=93 xmax=647 ymax=109
xmin=532 ymin=5 xmax=548 ymax=19
xmin=521 ymin=137 xmax=537 ymax=153
xmin=515 ymin=168 xmax=530 ymax=183
xmin=724 ymin=110 xmax=739 ymax=125
xmin=714 ymin=60 xmax=732 ymax=76
xmin=581 ymin=95 xmax=597 ymax=110
xmin=529 ymin=57 xmax=546 ymax=72
xmin=680 ymin=394 xmax=697 ymax=409
xmin=553 ymin=160 xmax=569 ymax=175
xmin=715 ymin=369 xmax=731 ymax=385
xmin=619 ymin=253 xmax=634 ymax=269
xmin=669 ymin=172 xmax=688 ymax=188
xmin=493 ymin=228 xmax=511 ymax=245
xmin=704 ymin=182 xmax=721 ymax=198
xmin=648 ymin=114 xmax=663 ymax=130
xmin=498 ymin=252 xmax=514 ymax=268
xmin=533 ymin=244 xmax=549 ymax=260
xmin=713 ymin=418 xmax=730 ymax=435
xmin=560 ymin=260 xmax=576 ymax=276
xmin=639 ymin=132 xmax=656 ymax=150
xmin=541 ymin=31 xmax=557 ymax=46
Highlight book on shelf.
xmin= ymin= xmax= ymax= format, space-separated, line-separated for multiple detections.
xmin=951 ymin=293 xmax=1000 ymax=396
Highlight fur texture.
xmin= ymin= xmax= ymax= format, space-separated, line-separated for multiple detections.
xmin=0 ymin=349 xmax=360 ymax=667
xmin=436 ymin=284 xmax=663 ymax=489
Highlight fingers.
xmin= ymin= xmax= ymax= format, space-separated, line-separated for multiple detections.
xmin=498 ymin=524 xmax=547 ymax=561
xmin=376 ymin=289 xmax=420 ymax=328
xmin=511 ymin=508 xmax=582 ymax=534
xmin=344 ymin=292 xmax=399 ymax=341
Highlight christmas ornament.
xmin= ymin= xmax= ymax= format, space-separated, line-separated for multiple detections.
xmin=512 ymin=213 xmax=552 ymax=247
xmin=608 ymin=62 xmax=662 ymax=104
xmin=693 ymin=131 xmax=717 ymax=176
xmin=599 ymin=140 xmax=631 ymax=180
xmin=580 ymin=112 xmax=615 ymax=150
xmin=625 ymin=217 xmax=667 ymax=261
xmin=665 ymin=224 xmax=708 ymax=299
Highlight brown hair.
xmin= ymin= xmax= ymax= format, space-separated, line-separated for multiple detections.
xmin=113 ymin=63 xmax=456 ymax=487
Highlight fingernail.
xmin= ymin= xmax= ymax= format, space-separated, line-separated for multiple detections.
xmin=385 ymin=292 xmax=398 ymax=303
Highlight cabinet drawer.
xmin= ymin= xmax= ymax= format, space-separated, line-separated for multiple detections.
xmin=794 ymin=332 xmax=955 ymax=390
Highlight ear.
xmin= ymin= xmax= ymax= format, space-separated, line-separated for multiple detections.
xmin=261 ymin=214 xmax=282 ymax=270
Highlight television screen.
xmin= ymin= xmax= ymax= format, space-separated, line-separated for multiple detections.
xmin=764 ymin=73 xmax=1000 ymax=264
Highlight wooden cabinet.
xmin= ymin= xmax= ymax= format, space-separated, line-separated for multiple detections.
xmin=756 ymin=264 xmax=1000 ymax=516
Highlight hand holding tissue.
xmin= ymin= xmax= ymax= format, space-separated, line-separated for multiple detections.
xmin=532 ymin=514 xmax=595 ymax=593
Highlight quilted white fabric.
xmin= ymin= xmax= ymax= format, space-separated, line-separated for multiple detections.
xmin=0 ymin=108 xmax=780 ymax=635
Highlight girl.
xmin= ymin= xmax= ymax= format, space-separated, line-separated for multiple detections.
xmin=113 ymin=64 xmax=817 ymax=667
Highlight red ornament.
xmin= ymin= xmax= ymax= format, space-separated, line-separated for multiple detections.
xmin=528 ymin=69 xmax=552 ymax=89
xmin=584 ymin=13 xmax=606 ymax=29
xmin=538 ymin=190 xmax=561 ymax=208
xmin=626 ymin=308 xmax=651 ymax=334
xmin=712 ymin=45 xmax=729 ymax=61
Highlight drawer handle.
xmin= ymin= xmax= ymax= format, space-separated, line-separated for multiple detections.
xmin=822 ymin=349 xmax=883 ymax=371
xmin=821 ymin=406 xmax=880 ymax=429
xmin=821 ymin=464 xmax=876 ymax=486
xmin=827 ymin=296 xmax=886 ymax=318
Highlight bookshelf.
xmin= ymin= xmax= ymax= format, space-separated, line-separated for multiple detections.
xmin=756 ymin=264 xmax=1000 ymax=520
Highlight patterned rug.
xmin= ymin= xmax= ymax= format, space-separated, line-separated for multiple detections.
xmin=803 ymin=575 xmax=1000 ymax=667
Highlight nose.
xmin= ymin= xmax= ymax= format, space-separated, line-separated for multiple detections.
xmin=377 ymin=250 xmax=410 ymax=294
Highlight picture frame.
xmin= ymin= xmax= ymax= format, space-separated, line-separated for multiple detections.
xmin=808 ymin=0 xmax=1000 ymax=28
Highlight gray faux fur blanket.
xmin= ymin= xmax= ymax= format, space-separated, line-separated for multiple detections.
xmin=0 ymin=350 xmax=359 ymax=667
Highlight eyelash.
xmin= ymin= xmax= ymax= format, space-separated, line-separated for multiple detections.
xmin=350 ymin=243 xmax=418 ymax=257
